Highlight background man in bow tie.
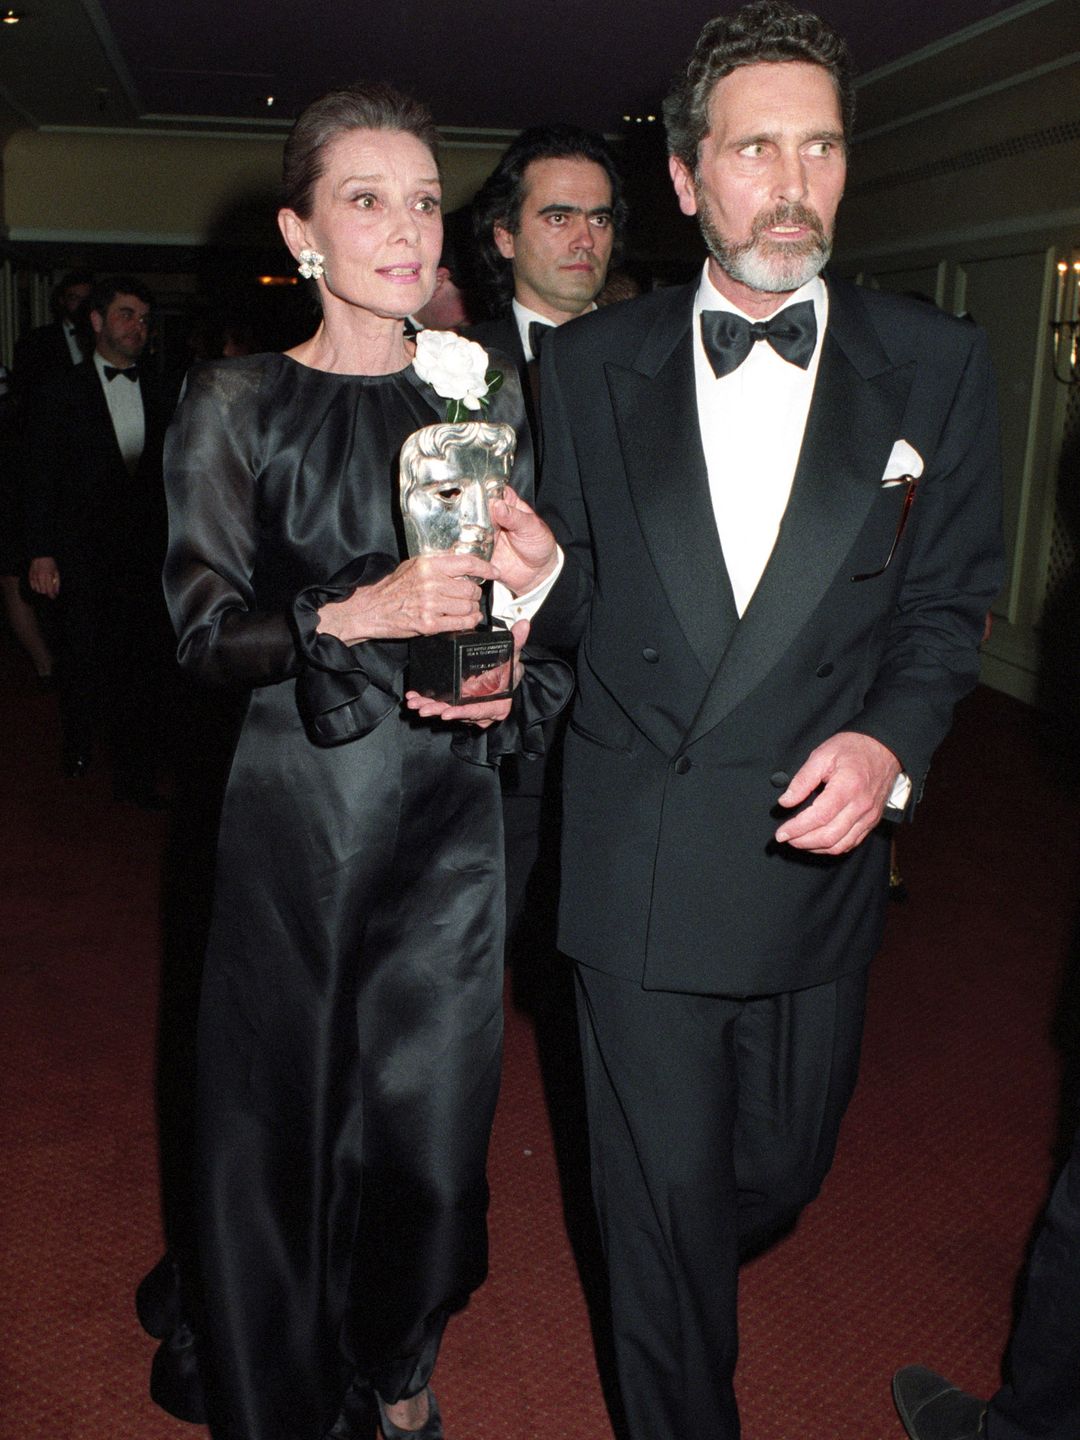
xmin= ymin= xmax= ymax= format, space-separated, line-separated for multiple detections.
xmin=26 ymin=276 xmax=174 ymax=805
xmin=487 ymin=4 xmax=1005 ymax=1436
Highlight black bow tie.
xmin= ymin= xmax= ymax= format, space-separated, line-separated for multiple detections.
xmin=700 ymin=300 xmax=817 ymax=379
xmin=528 ymin=321 xmax=554 ymax=360
xmin=103 ymin=364 xmax=139 ymax=382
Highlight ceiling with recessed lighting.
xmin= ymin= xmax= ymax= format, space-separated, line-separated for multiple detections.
xmin=0 ymin=0 xmax=1054 ymax=139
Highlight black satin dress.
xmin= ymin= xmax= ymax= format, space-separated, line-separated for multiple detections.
xmin=163 ymin=352 xmax=534 ymax=1440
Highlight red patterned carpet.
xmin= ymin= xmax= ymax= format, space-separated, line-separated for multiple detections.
xmin=1 ymin=626 xmax=1077 ymax=1440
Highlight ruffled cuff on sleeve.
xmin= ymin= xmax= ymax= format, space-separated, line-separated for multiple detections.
xmin=451 ymin=649 xmax=575 ymax=768
xmin=290 ymin=553 xmax=408 ymax=746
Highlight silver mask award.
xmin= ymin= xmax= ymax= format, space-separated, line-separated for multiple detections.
xmin=399 ymin=420 xmax=517 ymax=704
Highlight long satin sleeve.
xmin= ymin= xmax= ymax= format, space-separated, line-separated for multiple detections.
xmin=163 ymin=361 xmax=301 ymax=688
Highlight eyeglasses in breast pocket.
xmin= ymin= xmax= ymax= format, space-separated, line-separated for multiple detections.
xmin=851 ymin=476 xmax=919 ymax=582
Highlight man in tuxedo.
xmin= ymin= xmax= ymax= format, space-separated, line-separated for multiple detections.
xmin=489 ymin=5 xmax=1005 ymax=1436
xmin=468 ymin=124 xmax=625 ymax=444
xmin=26 ymin=276 xmax=173 ymax=805
xmin=11 ymin=270 xmax=94 ymax=394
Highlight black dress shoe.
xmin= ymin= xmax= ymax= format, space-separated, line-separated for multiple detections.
xmin=149 ymin=1321 xmax=208 ymax=1425
xmin=62 ymin=751 xmax=91 ymax=778
xmin=376 ymin=1387 xmax=443 ymax=1439
xmin=892 ymin=1366 xmax=986 ymax=1439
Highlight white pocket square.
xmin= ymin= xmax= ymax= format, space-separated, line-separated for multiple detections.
xmin=881 ymin=439 xmax=924 ymax=487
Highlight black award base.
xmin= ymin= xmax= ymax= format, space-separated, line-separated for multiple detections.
xmin=408 ymin=628 xmax=514 ymax=705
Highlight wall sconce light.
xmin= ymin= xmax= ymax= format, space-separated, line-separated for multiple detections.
xmin=1051 ymin=255 xmax=1080 ymax=385
xmin=2 ymin=9 xmax=24 ymax=23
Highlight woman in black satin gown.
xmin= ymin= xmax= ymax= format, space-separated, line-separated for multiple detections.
xmin=162 ymin=84 xmax=539 ymax=1440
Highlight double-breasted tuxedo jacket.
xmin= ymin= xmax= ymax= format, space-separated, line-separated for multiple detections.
xmin=530 ymin=274 xmax=1004 ymax=997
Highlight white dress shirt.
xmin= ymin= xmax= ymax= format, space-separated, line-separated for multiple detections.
xmin=63 ymin=320 xmax=85 ymax=365
xmin=693 ymin=266 xmax=827 ymax=616
xmin=695 ymin=264 xmax=908 ymax=808
xmin=93 ymin=350 xmax=145 ymax=475
xmin=497 ymin=274 xmax=828 ymax=628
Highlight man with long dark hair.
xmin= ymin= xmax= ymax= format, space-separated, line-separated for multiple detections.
xmin=469 ymin=123 xmax=626 ymax=438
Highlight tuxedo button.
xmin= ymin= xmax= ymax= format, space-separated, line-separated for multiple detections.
xmin=642 ymin=647 xmax=659 ymax=664
xmin=769 ymin=770 xmax=790 ymax=789
xmin=674 ymin=756 xmax=692 ymax=775
xmin=816 ymin=662 xmax=834 ymax=678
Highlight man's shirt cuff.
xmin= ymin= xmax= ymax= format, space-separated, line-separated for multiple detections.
xmin=492 ymin=547 xmax=565 ymax=625
xmin=887 ymin=771 xmax=913 ymax=813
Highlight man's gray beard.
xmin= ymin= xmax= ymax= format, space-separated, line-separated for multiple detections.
xmin=699 ymin=201 xmax=832 ymax=295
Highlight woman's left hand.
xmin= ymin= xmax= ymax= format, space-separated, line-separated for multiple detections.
xmin=404 ymin=619 xmax=530 ymax=728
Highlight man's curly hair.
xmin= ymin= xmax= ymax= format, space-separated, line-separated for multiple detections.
xmin=663 ymin=2 xmax=854 ymax=173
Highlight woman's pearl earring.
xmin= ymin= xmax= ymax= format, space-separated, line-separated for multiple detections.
xmin=298 ymin=248 xmax=325 ymax=280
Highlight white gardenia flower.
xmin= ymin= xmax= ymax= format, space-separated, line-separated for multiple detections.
xmin=413 ymin=330 xmax=490 ymax=410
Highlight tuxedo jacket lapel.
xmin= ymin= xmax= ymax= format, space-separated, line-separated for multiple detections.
xmin=606 ymin=287 xmax=738 ymax=677
xmin=685 ymin=277 xmax=916 ymax=744
xmin=464 ymin=313 xmax=542 ymax=454
xmin=77 ymin=361 xmax=132 ymax=479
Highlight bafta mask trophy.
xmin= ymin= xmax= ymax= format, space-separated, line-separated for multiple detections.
xmin=400 ymin=419 xmax=516 ymax=704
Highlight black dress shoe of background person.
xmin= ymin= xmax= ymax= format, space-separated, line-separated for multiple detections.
xmin=893 ymin=1366 xmax=987 ymax=1439
xmin=61 ymin=749 xmax=91 ymax=778
xmin=149 ymin=1320 xmax=208 ymax=1425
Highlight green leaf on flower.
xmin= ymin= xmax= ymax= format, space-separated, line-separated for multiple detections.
xmin=445 ymin=398 xmax=467 ymax=423
xmin=485 ymin=368 xmax=504 ymax=395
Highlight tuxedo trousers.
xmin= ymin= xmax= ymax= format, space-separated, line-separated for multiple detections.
xmin=986 ymin=1113 xmax=1080 ymax=1440
xmin=575 ymin=962 xmax=869 ymax=1440
xmin=55 ymin=564 xmax=169 ymax=786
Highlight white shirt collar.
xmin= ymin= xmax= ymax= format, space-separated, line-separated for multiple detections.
xmin=694 ymin=262 xmax=827 ymax=328
xmin=92 ymin=349 xmax=137 ymax=379
xmin=511 ymin=297 xmax=597 ymax=362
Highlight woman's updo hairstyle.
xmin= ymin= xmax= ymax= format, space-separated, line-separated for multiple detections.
xmin=282 ymin=82 xmax=440 ymax=220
